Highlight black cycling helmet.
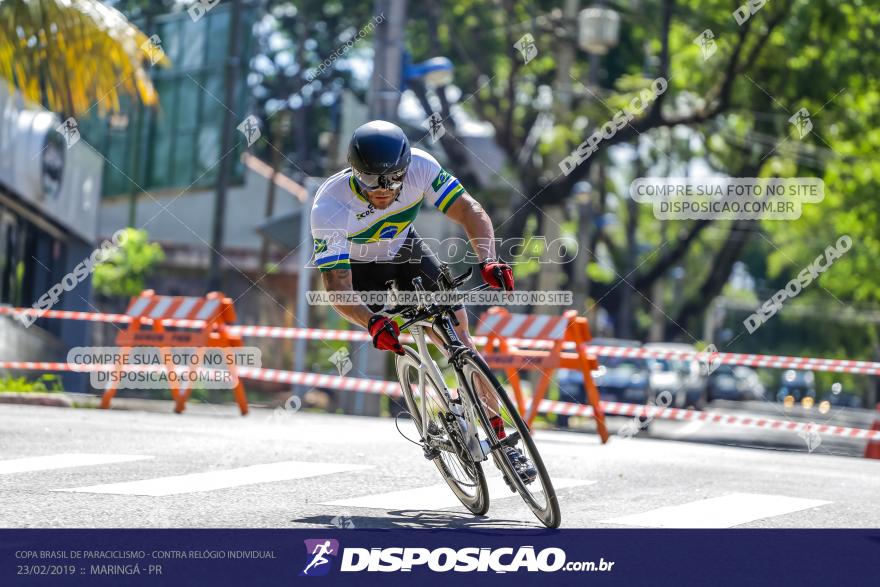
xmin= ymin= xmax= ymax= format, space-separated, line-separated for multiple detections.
xmin=348 ymin=120 xmax=411 ymax=190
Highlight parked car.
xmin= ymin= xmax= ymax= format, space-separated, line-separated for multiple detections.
xmin=588 ymin=338 xmax=651 ymax=404
xmin=643 ymin=342 xmax=708 ymax=409
xmin=775 ymin=369 xmax=816 ymax=404
xmin=555 ymin=338 xmax=648 ymax=429
xmin=707 ymin=365 xmax=765 ymax=402
xmin=595 ymin=356 xmax=652 ymax=404
xmin=820 ymin=384 xmax=863 ymax=409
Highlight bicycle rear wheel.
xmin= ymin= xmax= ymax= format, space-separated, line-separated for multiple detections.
xmin=395 ymin=347 xmax=489 ymax=515
xmin=456 ymin=351 xmax=561 ymax=528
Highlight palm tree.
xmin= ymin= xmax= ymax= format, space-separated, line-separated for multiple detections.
xmin=0 ymin=0 xmax=165 ymax=115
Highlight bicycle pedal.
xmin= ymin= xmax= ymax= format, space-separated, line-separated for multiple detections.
xmin=498 ymin=431 xmax=521 ymax=449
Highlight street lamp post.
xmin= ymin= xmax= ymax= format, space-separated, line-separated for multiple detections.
xmin=367 ymin=0 xmax=408 ymax=121
xmin=570 ymin=181 xmax=593 ymax=312
xmin=578 ymin=5 xmax=621 ymax=57
xmin=571 ymin=2 xmax=620 ymax=311
xmin=361 ymin=12 xmax=456 ymax=415
xmin=578 ymin=2 xmax=621 ymax=88
xmin=367 ymin=0 xmax=453 ymax=122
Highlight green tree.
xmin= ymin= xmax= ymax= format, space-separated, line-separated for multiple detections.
xmin=406 ymin=0 xmax=880 ymax=349
xmin=0 ymin=0 xmax=165 ymax=114
xmin=249 ymin=0 xmax=376 ymax=176
xmin=93 ymin=228 xmax=165 ymax=297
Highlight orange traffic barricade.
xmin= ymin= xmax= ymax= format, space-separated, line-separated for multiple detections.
xmin=100 ymin=290 xmax=249 ymax=415
xmin=865 ymin=403 xmax=880 ymax=459
xmin=476 ymin=307 xmax=609 ymax=443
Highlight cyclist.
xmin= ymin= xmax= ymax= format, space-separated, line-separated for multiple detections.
xmin=310 ymin=120 xmax=536 ymax=482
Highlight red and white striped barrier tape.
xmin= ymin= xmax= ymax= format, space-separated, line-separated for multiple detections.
xmin=236 ymin=366 xmax=401 ymax=396
xmin=3 ymin=306 xmax=880 ymax=375
xmin=0 ymin=307 xmax=132 ymax=323
xmin=580 ymin=346 xmax=880 ymax=376
xmin=2 ymin=360 xmax=877 ymax=441
xmin=0 ymin=361 xmax=402 ymax=396
xmin=0 ymin=361 xmax=152 ymax=373
xmin=0 ymin=307 xmax=209 ymax=328
xmin=538 ymin=399 xmax=880 ymax=440
xmin=0 ymin=360 xmax=240 ymax=378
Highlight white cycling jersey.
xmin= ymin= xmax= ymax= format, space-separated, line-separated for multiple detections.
xmin=310 ymin=148 xmax=465 ymax=271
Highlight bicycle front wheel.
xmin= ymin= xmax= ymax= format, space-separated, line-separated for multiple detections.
xmin=456 ymin=351 xmax=561 ymax=528
xmin=395 ymin=347 xmax=489 ymax=516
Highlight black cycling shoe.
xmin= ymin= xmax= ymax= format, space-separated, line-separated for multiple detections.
xmin=503 ymin=446 xmax=538 ymax=485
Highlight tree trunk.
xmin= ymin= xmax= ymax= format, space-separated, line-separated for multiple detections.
xmin=616 ymin=156 xmax=639 ymax=338
xmin=668 ymin=219 xmax=759 ymax=340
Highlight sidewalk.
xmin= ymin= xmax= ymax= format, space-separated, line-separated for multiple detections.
xmin=0 ymin=391 xmax=247 ymax=415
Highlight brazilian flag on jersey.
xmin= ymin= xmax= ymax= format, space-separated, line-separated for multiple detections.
xmin=348 ymin=198 xmax=424 ymax=244
xmin=430 ymin=168 xmax=465 ymax=213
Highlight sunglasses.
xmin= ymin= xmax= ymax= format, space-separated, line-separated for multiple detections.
xmin=353 ymin=169 xmax=406 ymax=191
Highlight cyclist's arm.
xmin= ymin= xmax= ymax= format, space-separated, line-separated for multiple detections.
xmin=444 ymin=193 xmax=496 ymax=263
xmin=321 ymin=268 xmax=373 ymax=328
xmin=312 ymin=200 xmax=372 ymax=327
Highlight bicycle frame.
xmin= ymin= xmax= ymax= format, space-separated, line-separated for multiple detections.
xmin=389 ymin=270 xmax=490 ymax=458
xmin=407 ymin=319 xmax=453 ymax=444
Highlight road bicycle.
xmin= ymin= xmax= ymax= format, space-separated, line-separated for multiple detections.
xmin=386 ymin=264 xmax=561 ymax=528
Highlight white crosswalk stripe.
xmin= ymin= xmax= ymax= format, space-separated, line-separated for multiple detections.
xmin=2 ymin=452 xmax=832 ymax=530
xmin=55 ymin=460 xmax=371 ymax=496
xmin=323 ymin=476 xmax=595 ymax=510
xmin=668 ymin=420 xmax=706 ymax=438
xmin=0 ymin=453 xmax=152 ymax=475
xmin=601 ymin=492 xmax=831 ymax=528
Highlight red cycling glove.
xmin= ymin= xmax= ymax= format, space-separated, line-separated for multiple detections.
xmin=480 ymin=259 xmax=514 ymax=290
xmin=368 ymin=315 xmax=404 ymax=355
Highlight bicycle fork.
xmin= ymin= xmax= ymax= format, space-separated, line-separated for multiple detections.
xmin=411 ymin=324 xmax=488 ymax=463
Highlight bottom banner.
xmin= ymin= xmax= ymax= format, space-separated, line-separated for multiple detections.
xmin=1 ymin=529 xmax=876 ymax=586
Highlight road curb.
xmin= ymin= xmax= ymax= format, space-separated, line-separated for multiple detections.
xmin=0 ymin=392 xmax=254 ymax=415
xmin=0 ymin=391 xmax=74 ymax=407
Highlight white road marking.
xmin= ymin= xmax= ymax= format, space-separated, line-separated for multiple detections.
xmin=601 ymin=492 xmax=831 ymax=528
xmin=669 ymin=420 xmax=706 ymax=438
xmin=56 ymin=461 xmax=371 ymax=496
xmin=0 ymin=453 xmax=152 ymax=475
xmin=323 ymin=476 xmax=594 ymax=510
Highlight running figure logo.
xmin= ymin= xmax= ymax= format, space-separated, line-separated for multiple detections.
xmin=693 ymin=29 xmax=717 ymax=61
xmin=237 ymin=115 xmax=262 ymax=146
xmin=300 ymin=539 xmax=339 ymax=576
xmin=422 ymin=112 xmax=446 ymax=144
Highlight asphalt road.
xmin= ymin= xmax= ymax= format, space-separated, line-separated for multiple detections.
xmin=554 ymin=402 xmax=874 ymax=458
xmin=1 ymin=402 xmax=878 ymax=529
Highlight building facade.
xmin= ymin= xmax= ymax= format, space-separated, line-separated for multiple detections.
xmin=0 ymin=84 xmax=103 ymax=389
